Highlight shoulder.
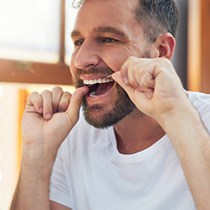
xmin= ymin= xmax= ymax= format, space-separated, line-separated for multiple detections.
xmin=188 ymin=91 xmax=210 ymax=132
xmin=188 ymin=91 xmax=210 ymax=107
xmin=188 ymin=91 xmax=210 ymax=113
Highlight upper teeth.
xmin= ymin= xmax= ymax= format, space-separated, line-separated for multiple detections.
xmin=83 ymin=78 xmax=113 ymax=85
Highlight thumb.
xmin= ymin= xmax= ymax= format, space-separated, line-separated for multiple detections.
xmin=66 ymin=86 xmax=88 ymax=125
xmin=112 ymin=72 xmax=153 ymax=100
xmin=112 ymin=72 xmax=153 ymax=110
xmin=112 ymin=72 xmax=133 ymax=94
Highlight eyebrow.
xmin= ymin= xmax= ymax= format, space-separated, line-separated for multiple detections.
xmin=71 ymin=26 xmax=129 ymax=39
xmin=94 ymin=26 xmax=128 ymax=38
xmin=71 ymin=30 xmax=81 ymax=38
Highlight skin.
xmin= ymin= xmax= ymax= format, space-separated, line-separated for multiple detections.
xmin=112 ymin=57 xmax=210 ymax=210
xmin=10 ymin=0 xmax=210 ymax=210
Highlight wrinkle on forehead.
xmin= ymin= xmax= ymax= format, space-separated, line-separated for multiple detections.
xmin=73 ymin=0 xmax=141 ymax=38
xmin=75 ymin=0 xmax=138 ymax=24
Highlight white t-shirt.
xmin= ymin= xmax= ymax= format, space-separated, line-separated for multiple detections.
xmin=50 ymin=91 xmax=210 ymax=210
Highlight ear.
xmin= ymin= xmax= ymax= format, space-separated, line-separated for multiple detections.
xmin=152 ymin=33 xmax=176 ymax=60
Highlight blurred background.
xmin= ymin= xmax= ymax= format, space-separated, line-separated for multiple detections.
xmin=0 ymin=0 xmax=210 ymax=209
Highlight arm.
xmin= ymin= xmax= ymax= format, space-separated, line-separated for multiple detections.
xmin=112 ymin=56 xmax=210 ymax=210
xmin=159 ymin=95 xmax=210 ymax=210
xmin=10 ymin=86 xmax=88 ymax=210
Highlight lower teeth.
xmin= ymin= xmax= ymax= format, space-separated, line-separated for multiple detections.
xmin=90 ymin=90 xmax=96 ymax=97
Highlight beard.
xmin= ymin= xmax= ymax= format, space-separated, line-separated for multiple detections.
xmin=73 ymin=67 xmax=136 ymax=129
xmin=73 ymin=47 xmax=152 ymax=129
xmin=82 ymin=83 xmax=136 ymax=128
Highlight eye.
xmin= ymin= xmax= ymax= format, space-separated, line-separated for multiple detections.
xmin=100 ymin=37 xmax=119 ymax=43
xmin=73 ymin=39 xmax=84 ymax=47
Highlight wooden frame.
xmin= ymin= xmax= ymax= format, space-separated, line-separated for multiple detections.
xmin=0 ymin=59 xmax=72 ymax=85
xmin=188 ymin=0 xmax=210 ymax=93
xmin=0 ymin=0 xmax=73 ymax=85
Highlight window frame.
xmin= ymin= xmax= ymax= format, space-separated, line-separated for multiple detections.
xmin=0 ymin=0 xmax=72 ymax=85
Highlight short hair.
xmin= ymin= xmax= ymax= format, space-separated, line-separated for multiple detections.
xmin=135 ymin=0 xmax=179 ymax=42
xmin=72 ymin=0 xmax=179 ymax=42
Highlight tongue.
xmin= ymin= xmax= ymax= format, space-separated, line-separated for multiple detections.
xmin=90 ymin=82 xmax=114 ymax=96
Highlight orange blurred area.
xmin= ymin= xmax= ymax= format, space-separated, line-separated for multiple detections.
xmin=0 ymin=83 xmax=74 ymax=210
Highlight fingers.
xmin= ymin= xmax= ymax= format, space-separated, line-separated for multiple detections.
xmin=26 ymin=86 xmax=80 ymax=121
xmin=41 ymin=88 xmax=75 ymax=120
xmin=52 ymin=86 xmax=63 ymax=112
xmin=117 ymin=57 xmax=150 ymax=88
xmin=112 ymin=71 xmax=133 ymax=94
xmin=26 ymin=92 xmax=43 ymax=113
xmin=41 ymin=90 xmax=53 ymax=120
xmin=26 ymin=86 xmax=88 ymax=122
xmin=66 ymin=86 xmax=88 ymax=124
xmin=51 ymin=86 xmax=71 ymax=112
xmin=140 ymin=72 xmax=155 ymax=89
xmin=58 ymin=91 xmax=71 ymax=112
xmin=112 ymin=57 xmax=155 ymax=99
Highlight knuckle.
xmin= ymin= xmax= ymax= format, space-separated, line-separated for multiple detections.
xmin=60 ymin=92 xmax=71 ymax=105
xmin=52 ymin=86 xmax=63 ymax=93
xmin=63 ymin=91 xmax=71 ymax=98
xmin=29 ymin=91 xmax=39 ymax=98
xmin=41 ymin=89 xmax=51 ymax=96
xmin=28 ymin=91 xmax=40 ymax=102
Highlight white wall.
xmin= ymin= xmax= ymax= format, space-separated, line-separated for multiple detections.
xmin=0 ymin=85 xmax=19 ymax=210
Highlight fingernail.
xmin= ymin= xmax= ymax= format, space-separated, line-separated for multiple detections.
xmin=123 ymin=76 xmax=129 ymax=84
xmin=45 ymin=113 xmax=52 ymax=120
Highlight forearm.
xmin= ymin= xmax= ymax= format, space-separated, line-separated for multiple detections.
xmin=159 ymin=105 xmax=210 ymax=210
xmin=10 ymin=148 xmax=55 ymax=210
xmin=10 ymin=86 xmax=85 ymax=210
xmin=10 ymin=172 xmax=50 ymax=210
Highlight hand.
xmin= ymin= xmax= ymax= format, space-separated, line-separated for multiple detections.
xmin=112 ymin=56 xmax=190 ymax=122
xmin=22 ymin=86 xmax=88 ymax=162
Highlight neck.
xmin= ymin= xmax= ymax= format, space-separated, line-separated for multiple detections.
xmin=113 ymin=109 xmax=165 ymax=154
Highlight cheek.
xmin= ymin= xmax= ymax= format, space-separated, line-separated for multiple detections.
xmin=102 ymin=50 xmax=131 ymax=73
xmin=69 ymin=47 xmax=134 ymax=75
xmin=69 ymin=54 xmax=77 ymax=77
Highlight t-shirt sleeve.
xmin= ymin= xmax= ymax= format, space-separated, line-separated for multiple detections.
xmin=199 ymin=103 xmax=210 ymax=134
xmin=190 ymin=92 xmax=210 ymax=134
xmin=49 ymin=146 xmax=73 ymax=208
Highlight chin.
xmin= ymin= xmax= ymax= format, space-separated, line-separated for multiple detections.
xmin=82 ymin=83 xmax=136 ymax=128
xmin=82 ymin=102 xmax=135 ymax=129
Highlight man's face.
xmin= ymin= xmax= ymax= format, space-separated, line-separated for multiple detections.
xmin=70 ymin=0 xmax=153 ymax=128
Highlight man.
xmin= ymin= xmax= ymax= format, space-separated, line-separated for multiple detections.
xmin=10 ymin=0 xmax=210 ymax=209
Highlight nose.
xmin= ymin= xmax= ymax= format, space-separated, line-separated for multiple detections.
xmin=74 ymin=40 xmax=100 ymax=70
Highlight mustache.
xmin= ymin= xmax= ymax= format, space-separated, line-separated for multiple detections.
xmin=74 ymin=67 xmax=114 ymax=87
xmin=77 ymin=67 xmax=114 ymax=77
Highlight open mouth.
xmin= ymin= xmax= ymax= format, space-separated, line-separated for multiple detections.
xmin=83 ymin=76 xmax=114 ymax=97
